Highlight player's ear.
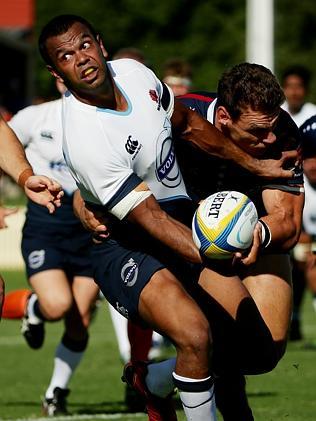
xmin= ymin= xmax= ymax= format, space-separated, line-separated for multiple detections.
xmin=47 ymin=65 xmax=65 ymax=84
xmin=217 ymin=106 xmax=232 ymax=126
xmin=97 ymin=35 xmax=109 ymax=59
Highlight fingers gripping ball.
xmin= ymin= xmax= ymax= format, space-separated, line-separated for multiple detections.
xmin=192 ymin=191 xmax=258 ymax=259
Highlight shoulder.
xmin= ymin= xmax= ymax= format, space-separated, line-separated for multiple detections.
xmin=108 ymin=58 xmax=151 ymax=77
xmin=176 ymin=91 xmax=217 ymax=120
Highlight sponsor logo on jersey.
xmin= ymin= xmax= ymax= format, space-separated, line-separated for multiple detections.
xmin=116 ymin=301 xmax=129 ymax=318
xmin=28 ymin=250 xmax=45 ymax=269
xmin=121 ymin=258 xmax=138 ymax=287
xmin=125 ymin=135 xmax=142 ymax=160
xmin=149 ymin=89 xmax=161 ymax=110
xmin=156 ymin=122 xmax=182 ymax=189
xmin=49 ymin=160 xmax=68 ymax=172
xmin=40 ymin=131 xmax=54 ymax=140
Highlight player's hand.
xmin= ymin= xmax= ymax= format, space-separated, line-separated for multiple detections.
xmin=78 ymin=202 xmax=109 ymax=241
xmin=0 ymin=206 xmax=18 ymax=229
xmin=24 ymin=175 xmax=64 ymax=214
xmin=233 ymin=223 xmax=262 ymax=266
xmin=254 ymin=150 xmax=299 ymax=180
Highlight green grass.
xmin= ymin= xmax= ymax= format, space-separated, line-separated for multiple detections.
xmin=1 ymin=270 xmax=316 ymax=420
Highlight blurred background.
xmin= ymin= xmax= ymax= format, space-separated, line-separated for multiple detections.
xmin=0 ymin=0 xmax=316 ymax=111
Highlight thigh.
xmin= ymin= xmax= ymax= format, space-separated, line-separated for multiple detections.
xmin=198 ymin=265 xmax=252 ymax=319
xmin=241 ymin=254 xmax=292 ymax=341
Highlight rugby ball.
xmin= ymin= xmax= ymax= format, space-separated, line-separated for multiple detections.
xmin=192 ymin=191 xmax=258 ymax=259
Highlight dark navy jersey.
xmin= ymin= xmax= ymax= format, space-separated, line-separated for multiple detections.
xmin=175 ymin=92 xmax=303 ymax=217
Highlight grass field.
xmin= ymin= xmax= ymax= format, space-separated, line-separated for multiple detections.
xmin=1 ymin=270 xmax=316 ymax=420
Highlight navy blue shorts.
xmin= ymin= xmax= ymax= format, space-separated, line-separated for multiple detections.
xmin=91 ymin=239 xmax=164 ymax=322
xmin=21 ymin=222 xmax=93 ymax=279
xmin=91 ymin=237 xmax=201 ymax=323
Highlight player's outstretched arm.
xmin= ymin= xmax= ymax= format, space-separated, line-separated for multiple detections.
xmin=172 ymin=100 xmax=296 ymax=180
xmin=0 ymin=115 xmax=33 ymax=184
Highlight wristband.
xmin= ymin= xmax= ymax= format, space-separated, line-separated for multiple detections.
xmin=258 ymin=219 xmax=272 ymax=249
xmin=17 ymin=168 xmax=34 ymax=187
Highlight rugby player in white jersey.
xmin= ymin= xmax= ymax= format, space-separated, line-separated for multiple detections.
xmin=0 ymin=113 xmax=62 ymax=320
xmin=38 ymin=15 xmax=299 ymax=421
xmin=3 ymin=80 xmax=99 ymax=416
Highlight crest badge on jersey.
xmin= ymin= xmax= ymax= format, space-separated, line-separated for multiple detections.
xmin=149 ymin=89 xmax=161 ymax=110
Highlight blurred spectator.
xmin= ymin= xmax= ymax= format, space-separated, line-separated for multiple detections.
xmin=162 ymin=58 xmax=192 ymax=96
xmin=281 ymin=65 xmax=316 ymax=127
xmin=112 ymin=47 xmax=146 ymax=64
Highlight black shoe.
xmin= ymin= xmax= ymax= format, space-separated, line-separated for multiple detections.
xmin=21 ymin=315 xmax=45 ymax=349
xmin=42 ymin=387 xmax=70 ymax=416
xmin=124 ymin=383 xmax=146 ymax=412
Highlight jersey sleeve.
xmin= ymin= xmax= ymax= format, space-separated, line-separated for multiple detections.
xmin=8 ymin=106 xmax=36 ymax=146
xmin=176 ymin=91 xmax=216 ymax=120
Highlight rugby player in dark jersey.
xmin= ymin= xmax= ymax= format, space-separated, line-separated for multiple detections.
xmin=173 ymin=62 xmax=304 ymax=420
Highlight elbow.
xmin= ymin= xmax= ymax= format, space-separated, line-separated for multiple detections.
xmin=279 ymin=218 xmax=302 ymax=252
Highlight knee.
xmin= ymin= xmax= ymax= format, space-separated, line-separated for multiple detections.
xmin=241 ymin=339 xmax=287 ymax=375
xmin=42 ymin=296 xmax=73 ymax=320
xmin=176 ymin=316 xmax=212 ymax=357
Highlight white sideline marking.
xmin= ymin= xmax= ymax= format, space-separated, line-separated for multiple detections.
xmin=7 ymin=414 xmax=144 ymax=421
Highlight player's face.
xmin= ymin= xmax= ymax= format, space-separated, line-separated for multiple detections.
xmin=232 ymin=108 xmax=279 ymax=156
xmin=45 ymin=22 xmax=109 ymax=99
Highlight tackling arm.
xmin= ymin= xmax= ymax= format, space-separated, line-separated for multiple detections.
xmin=260 ymin=188 xmax=304 ymax=251
xmin=171 ymin=100 xmax=297 ymax=179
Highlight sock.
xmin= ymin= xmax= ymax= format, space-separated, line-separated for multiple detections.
xmin=27 ymin=294 xmax=44 ymax=324
xmin=108 ymin=304 xmax=130 ymax=363
xmin=145 ymin=358 xmax=176 ymax=397
xmin=45 ymin=335 xmax=88 ymax=399
xmin=173 ymin=372 xmax=217 ymax=421
xmin=128 ymin=320 xmax=153 ymax=362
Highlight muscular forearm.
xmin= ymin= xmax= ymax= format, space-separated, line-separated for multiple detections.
xmin=260 ymin=189 xmax=304 ymax=251
xmin=260 ymin=213 xmax=301 ymax=251
xmin=0 ymin=116 xmax=33 ymax=185
xmin=128 ymin=199 xmax=201 ymax=263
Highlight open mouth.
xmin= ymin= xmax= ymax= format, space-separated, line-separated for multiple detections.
xmin=82 ymin=67 xmax=96 ymax=79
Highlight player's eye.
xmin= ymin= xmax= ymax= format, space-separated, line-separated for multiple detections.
xmin=82 ymin=41 xmax=91 ymax=50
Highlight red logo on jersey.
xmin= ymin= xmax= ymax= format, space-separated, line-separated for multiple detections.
xmin=149 ymin=89 xmax=161 ymax=110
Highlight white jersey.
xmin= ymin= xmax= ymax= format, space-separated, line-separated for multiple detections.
xmin=302 ymin=175 xmax=316 ymax=235
xmin=9 ymin=99 xmax=77 ymax=195
xmin=282 ymin=101 xmax=316 ymax=128
xmin=62 ymin=59 xmax=189 ymax=218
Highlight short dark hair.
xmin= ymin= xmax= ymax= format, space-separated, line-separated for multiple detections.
xmin=217 ymin=62 xmax=285 ymax=120
xmin=281 ymin=65 xmax=311 ymax=88
xmin=39 ymin=14 xmax=98 ymax=67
